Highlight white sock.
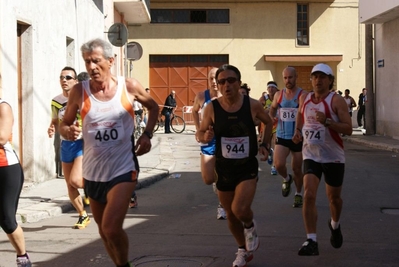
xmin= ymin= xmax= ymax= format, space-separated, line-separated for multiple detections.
xmin=295 ymin=192 xmax=302 ymax=196
xmin=307 ymin=233 xmax=317 ymax=242
xmin=331 ymin=219 xmax=340 ymax=230
xmin=282 ymin=175 xmax=291 ymax=182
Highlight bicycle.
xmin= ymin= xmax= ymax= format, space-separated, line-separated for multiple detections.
xmin=153 ymin=109 xmax=186 ymax=133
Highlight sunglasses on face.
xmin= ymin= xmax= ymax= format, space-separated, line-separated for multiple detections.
xmin=60 ymin=75 xmax=75 ymax=81
xmin=217 ymin=77 xmax=238 ymax=85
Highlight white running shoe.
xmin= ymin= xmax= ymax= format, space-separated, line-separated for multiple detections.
xmin=17 ymin=254 xmax=32 ymax=267
xmin=217 ymin=204 xmax=227 ymax=220
xmin=232 ymin=248 xmax=253 ymax=267
xmin=244 ymin=220 xmax=259 ymax=252
xmin=271 ymin=166 xmax=277 ymax=175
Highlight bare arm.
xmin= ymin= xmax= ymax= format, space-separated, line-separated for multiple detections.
xmin=0 ymin=102 xmax=13 ymax=146
xmin=192 ymin=91 xmax=204 ymax=131
xmin=251 ymin=98 xmax=272 ymax=161
xmin=196 ymin=102 xmax=214 ymax=144
xmin=269 ymin=90 xmax=280 ymax=119
xmin=331 ymin=96 xmax=353 ymax=135
xmin=59 ymin=84 xmax=82 ymax=140
xmin=313 ymin=95 xmax=353 ymax=136
xmin=292 ymin=93 xmax=306 ymax=144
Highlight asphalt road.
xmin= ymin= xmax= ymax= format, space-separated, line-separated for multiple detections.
xmin=1 ymin=132 xmax=399 ymax=267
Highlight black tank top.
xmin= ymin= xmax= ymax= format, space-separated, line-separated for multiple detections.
xmin=212 ymin=95 xmax=258 ymax=168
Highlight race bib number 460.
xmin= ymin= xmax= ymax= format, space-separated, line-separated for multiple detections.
xmin=88 ymin=120 xmax=125 ymax=147
xmin=221 ymin=136 xmax=249 ymax=159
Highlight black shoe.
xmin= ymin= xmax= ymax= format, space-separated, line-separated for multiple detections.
xmin=282 ymin=174 xmax=293 ymax=197
xmin=328 ymin=219 xmax=343 ymax=248
xmin=298 ymin=239 xmax=319 ymax=256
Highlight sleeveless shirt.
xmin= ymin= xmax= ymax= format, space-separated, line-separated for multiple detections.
xmin=51 ymin=93 xmax=83 ymax=140
xmin=301 ymin=92 xmax=345 ymax=163
xmin=276 ymin=88 xmax=303 ymax=139
xmin=80 ymin=77 xmax=137 ymax=182
xmin=212 ymin=95 xmax=257 ymax=169
xmin=0 ymin=100 xmax=19 ymax=167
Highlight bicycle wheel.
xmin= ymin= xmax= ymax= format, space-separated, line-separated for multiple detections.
xmin=171 ymin=115 xmax=186 ymax=133
xmin=153 ymin=120 xmax=160 ymax=132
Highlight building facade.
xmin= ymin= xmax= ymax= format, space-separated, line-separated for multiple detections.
xmin=0 ymin=0 xmax=150 ymax=182
xmin=127 ymin=0 xmax=366 ymax=120
xmin=359 ymin=0 xmax=399 ymax=139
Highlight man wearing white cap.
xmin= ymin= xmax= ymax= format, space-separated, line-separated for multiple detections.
xmin=269 ymin=67 xmax=305 ymax=208
xmin=293 ymin=63 xmax=352 ymax=255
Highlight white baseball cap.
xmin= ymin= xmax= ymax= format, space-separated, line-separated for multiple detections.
xmin=311 ymin=63 xmax=334 ymax=76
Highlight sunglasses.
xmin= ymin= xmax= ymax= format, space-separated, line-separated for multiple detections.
xmin=217 ymin=77 xmax=238 ymax=85
xmin=60 ymin=75 xmax=75 ymax=81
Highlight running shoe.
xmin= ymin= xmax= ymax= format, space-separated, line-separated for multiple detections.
xmin=298 ymin=239 xmax=319 ymax=256
xmin=244 ymin=220 xmax=259 ymax=252
xmin=328 ymin=219 xmax=343 ymax=248
xmin=271 ymin=166 xmax=277 ymax=175
xmin=267 ymin=148 xmax=273 ymax=165
xmin=232 ymin=248 xmax=253 ymax=267
xmin=74 ymin=215 xmax=90 ymax=229
xmin=282 ymin=174 xmax=293 ymax=197
xmin=16 ymin=254 xmax=32 ymax=267
xmin=217 ymin=204 xmax=227 ymax=220
xmin=293 ymin=195 xmax=303 ymax=208
xmin=129 ymin=194 xmax=138 ymax=208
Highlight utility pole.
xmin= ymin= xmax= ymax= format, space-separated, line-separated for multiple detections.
xmin=365 ymin=24 xmax=375 ymax=135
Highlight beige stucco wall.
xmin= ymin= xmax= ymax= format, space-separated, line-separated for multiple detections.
xmin=128 ymin=1 xmax=365 ymax=99
xmin=0 ymin=0 xmax=104 ymax=182
xmin=374 ymin=18 xmax=399 ymax=139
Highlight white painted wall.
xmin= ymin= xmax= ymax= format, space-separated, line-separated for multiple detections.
xmin=0 ymin=0 xmax=104 ymax=182
xmin=359 ymin=0 xmax=399 ymax=23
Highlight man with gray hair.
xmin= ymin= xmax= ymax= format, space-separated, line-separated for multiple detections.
xmin=60 ymin=38 xmax=159 ymax=267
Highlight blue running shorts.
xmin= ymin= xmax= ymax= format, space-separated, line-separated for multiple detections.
xmin=61 ymin=139 xmax=83 ymax=163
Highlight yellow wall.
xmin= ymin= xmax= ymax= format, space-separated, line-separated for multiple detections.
xmin=128 ymin=1 xmax=364 ymax=99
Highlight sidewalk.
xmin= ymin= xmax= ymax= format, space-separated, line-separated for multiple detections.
xmin=16 ymin=131 xmax=178 ymax=224
xmin=15 ymin=126 xmax=399 ymax=224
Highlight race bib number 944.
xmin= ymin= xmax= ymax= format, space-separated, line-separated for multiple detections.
xmin=221 ymin=136 xmax=249 ymax=159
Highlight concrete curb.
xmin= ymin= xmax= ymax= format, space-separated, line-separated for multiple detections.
xmin=16 ymin=136 xmax=175 ymax=224
xmin=343 ymin=136 xmax=399 ymax=153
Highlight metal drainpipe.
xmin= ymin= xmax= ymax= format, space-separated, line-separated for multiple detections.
xmin=365 ymin=24 xmax=375 ymax=135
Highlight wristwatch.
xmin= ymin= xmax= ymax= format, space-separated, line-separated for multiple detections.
xmin=324 ymin=118 xmax=332 ymax=127
xmin=143 ymin=130 xmax=153 ymax=139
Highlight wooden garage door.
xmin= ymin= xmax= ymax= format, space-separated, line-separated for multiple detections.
xmin=295 ymin=66 xmax=313 ymax=92
xmin=150 ymin=55 xmax=228 ymax=117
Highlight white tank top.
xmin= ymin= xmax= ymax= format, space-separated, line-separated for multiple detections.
xmin=80 ymin=77 xmax=136 ymax=182
xmin=301 ymin=92 xmax=345 ymax=163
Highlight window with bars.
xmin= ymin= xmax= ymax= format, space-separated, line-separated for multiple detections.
xmin=151 ymin=9 xmax=229 ymax=24
xmin=297 ymin=4 xmax=309 ymax=46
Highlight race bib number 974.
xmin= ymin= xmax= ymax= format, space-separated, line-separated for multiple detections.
xmin=221 ymin=136 xmax=249 ymax=159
